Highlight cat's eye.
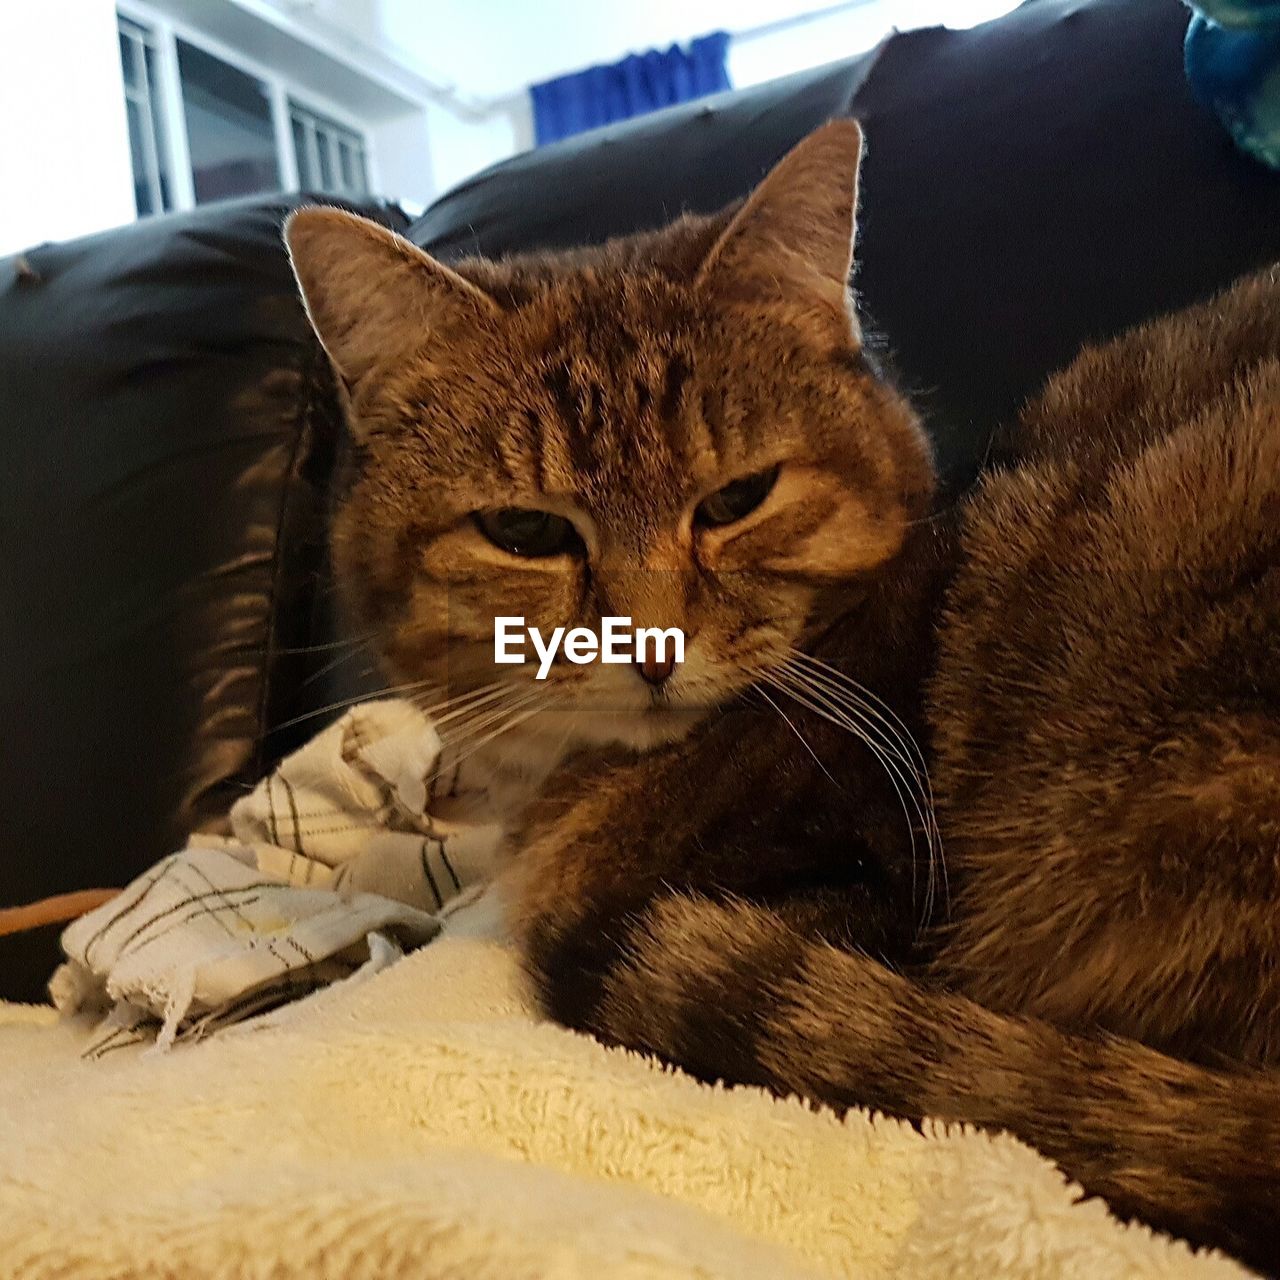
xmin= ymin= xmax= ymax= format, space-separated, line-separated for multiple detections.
xmin=475 ymin=507 xmax=580 ymax=558
xmin=695 ymin=466 xmax=780 ymax=528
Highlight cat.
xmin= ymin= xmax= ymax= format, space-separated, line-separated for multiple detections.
xmin=284 ymin=121 xmax=1280 ymax=1274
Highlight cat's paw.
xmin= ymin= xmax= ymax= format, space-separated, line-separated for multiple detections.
xmin=589 ymin=895 xmax=804 ymax=1089
xmin=524 ymin=911 xmax=622 ymax=1034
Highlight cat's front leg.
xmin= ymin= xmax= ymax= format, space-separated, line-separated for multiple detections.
xmin=502 ymin=715 xmax=916 ymax=1050
xmin=501 ymin=748 xmax=720 ymax=1035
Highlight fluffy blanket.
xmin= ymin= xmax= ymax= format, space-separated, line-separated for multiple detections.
xmin=0 ymin=927 xmax=1248 ymax=1279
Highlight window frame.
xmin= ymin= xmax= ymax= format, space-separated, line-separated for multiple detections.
xmin=118 ymin=14 xmax=174 ymax=215
xmin=116 ymin=0 xmax=378 ymax=214
xmin=288 ymin=99 xmax=371 ymax=201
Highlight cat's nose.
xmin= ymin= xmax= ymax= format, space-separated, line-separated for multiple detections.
xmin=636 ymin=655 xmax=675 ymax=687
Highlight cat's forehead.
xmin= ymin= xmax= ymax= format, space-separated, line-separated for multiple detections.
xmin=528 ymin=342 xmax=699 ymax=522
xmin=515 ymin=267 xmax=703 ymax=352
xmin=401 ymin=262 xmax=825 ymax=523
xmin=448 ymin=271 xmax=810 ymax=530
xmin=499 ymin=275 xmax=718 ymax=498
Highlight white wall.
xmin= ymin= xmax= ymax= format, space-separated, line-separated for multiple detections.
xmin=298 ymin=0 xmax=1020 ymax=197
xmin=0 ymin=0 xmax=136 ymax=257
xmin=419 ymin=96 xmax=534 ymax=206
xmin=368 ymin=0 xmax=828 ymax=99
xmin=729 ymin=0 xmax=1020 ymax=87
xmin=0 ymin=0 xmax=1021 ymax=255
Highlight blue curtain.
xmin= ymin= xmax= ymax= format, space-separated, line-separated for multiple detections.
xmin=531 ymin=32 xmax=731 ymax=147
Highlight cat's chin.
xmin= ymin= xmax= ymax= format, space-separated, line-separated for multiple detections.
xmin=616 ymin=710 xmax=708 ymax=752
xmin=562 ymin=704 xmax=710 ymax=753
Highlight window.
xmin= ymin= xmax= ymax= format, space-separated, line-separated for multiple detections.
xmin=176 ymin=39 xmax=280 ymax=204
xmin=118 ymin=16 xmax=173 ymax=216
xmin=290 ymin=103 xmax=369 ymax=200
xmin=116 ymin=9 xmax=374 ymax=217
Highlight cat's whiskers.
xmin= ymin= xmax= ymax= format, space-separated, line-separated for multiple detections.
xmin=270 ymin=631 xmax=378 ymax=657
xmin=427 ymin=686 xmax=564 ymax=786
xmin=750 ymin=683 xmax=841 ymax=791
xmin=265 ymin=674 xmax=441 ymax=737
xmin=763 ymin=657 xmax=945 ymax=930
xmin=790 ymin=657 xmax=945 ymax=927
xmin=761 ymin=666 xmax=928 ymax=923
xmin=787 ymin=650 xmax=932 ymax=780
xmin=413 ymin=680 xmax=513 ymax=726
xmin=295 ymin=635 xmax=381 ymax=691
xmin=778 ymin=665 xmax=937 ymax=886
xmin=779 ymin=659 xmax=944 ymax=925
xmin=788 ymin=656 xmax=948 ymax=922
xmin=782 ymin=650 xmax=942 ymax=861
xmin=436 ymin=683 xmax=550 ymax=757
xmin=772 ymin=662 xmax=928 ymax=807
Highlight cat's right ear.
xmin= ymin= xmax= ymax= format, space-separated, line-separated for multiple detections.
xmin=696 ymin=120 xmax=863 ymax=338
xmin=284 ymin=208 xmax=500 ymax=389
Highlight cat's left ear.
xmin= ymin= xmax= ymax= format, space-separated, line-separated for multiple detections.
xmin=696 ymin=119 xmax=863 ymax=340
xmin=284 ymin=208 xmax=500 ymax=388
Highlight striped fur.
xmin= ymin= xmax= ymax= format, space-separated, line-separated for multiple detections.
xmin=511 ymin=269 xmax=1280 ymax=1276
xmin=530 ymin=893 xmax=1280 ymax=1264
xmin=287 ymin=123 xmax=1280 ymax=1275
xmin=284 ymin=122 xmax=934 ymax=764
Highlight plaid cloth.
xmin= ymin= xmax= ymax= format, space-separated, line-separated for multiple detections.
xmin=51 ymin=700 xmax=507 ymax=1052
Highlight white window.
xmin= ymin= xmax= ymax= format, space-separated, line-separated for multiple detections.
xmin=116 ymin=6 xmax=375 ymax=218
xmin=290 ymin=102 xmax=370 ymax=201
xmin=118 ymin=16 xmax=173 ymax=216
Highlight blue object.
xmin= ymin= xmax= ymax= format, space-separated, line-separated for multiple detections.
xmin=531 ymin=33 xmax=731 ymax=147
xmin=1184 ymin=2 xmax=1280 ymax=167
xmin=1189 ymin=0 xmax=1280 ymax=26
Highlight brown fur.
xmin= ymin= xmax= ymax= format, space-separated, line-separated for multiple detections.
xmin=286 ymin=126 xmax=1280 ymax=1274
xmin=285 ymin=121 xmax=931 ymax=768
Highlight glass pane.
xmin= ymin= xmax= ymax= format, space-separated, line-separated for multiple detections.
xmin=338 ymin=139 xmax=365 ymax=195
xmin=352 ymin=146 xmax=369 ymax=196
xmin=143 ymin=42 xmax=172 ymax=212
xmin=317 ymin=127 xmax=336 ymax=190
xmin=118 ymin=21 xmax=173 ymax=219
xmin=120 ymin=30 xmax=138 ymax=89
xmin=125 ymin=97 xmax=154 ymax=217
xmin=289 ymin=100 xmax=369 ymax=196
xmin=291 ymin=116 xmax=311 ymax=187
xmin=177 ymin=39 xmax=280 ymax=203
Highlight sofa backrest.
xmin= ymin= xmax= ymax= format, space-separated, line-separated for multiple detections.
xmin=412 ymin=0 xmax=1280 ymax=488
xmin=0 ymin=197 xmax=402 ymax=999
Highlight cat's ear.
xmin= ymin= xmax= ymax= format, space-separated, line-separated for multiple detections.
xmin=284 ymin=208 xmax=500 ymax=387
xmin=696 ymin=119 xmax=863 ymax=337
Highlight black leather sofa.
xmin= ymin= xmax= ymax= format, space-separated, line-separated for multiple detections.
xmin=3 ymin=0 xmax=1280 ymax=999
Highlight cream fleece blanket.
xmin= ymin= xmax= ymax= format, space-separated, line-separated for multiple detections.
xmin=0 ymin=928 xmax=1249 ymax=1280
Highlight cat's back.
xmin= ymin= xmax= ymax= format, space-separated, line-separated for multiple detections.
xmin=1012 ymin=265 xmax=1280 ymax=473
xmin=927 ymin=269 xmax=1280 ymax=1054
xmin=934 ymin=265 xmax=1280 ymax=756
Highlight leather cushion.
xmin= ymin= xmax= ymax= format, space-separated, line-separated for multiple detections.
xmin=411 ymin=0 xmax=1280 ymax=489
xmin=0 ymin=196 xmax=402 ymax=999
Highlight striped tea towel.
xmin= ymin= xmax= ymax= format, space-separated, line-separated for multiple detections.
xmin=50 ymin=699 xmax=508 ymax=1051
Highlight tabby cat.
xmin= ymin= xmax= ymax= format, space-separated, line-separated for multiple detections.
xmin=285 ymin=122 xmax=1280 ymax=1273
